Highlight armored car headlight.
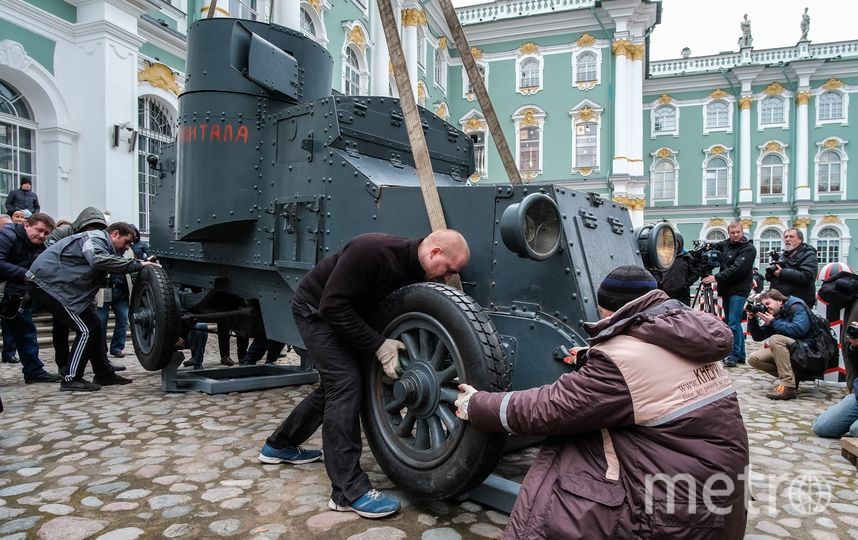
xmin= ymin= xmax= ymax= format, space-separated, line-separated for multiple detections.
xmin=636 ymin=221 xmax=677 ymax=272
xmin=500 ymin=193 xmax=562 ymax=261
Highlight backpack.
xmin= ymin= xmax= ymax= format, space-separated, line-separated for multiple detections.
xmin=818 ymin=270 xmax=858 ymax=312
xmin=790 ymin=308 xmax=839 ymax=378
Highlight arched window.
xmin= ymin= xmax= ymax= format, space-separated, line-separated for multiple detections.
xmin=706 ymin=229 xmax=727 ymax=243
xmin=706 ymin=101 xmax=729 ymax=129
xmin=466 ymin=64 xmax=487 ymax=95
xmin=300 ymin=7 xmax=315 ymax=36
xmin=653 ymin=106 xmax=676 ymax=133
xmin=471 ymin=131 xmax=486 ymax=179
xmin=817 ymin=227 xmax=841 ymax=264
xmin=576 ymin=51 xmax=597 ymax=83
xmin=434 ymin=47 xmax=446 ymax=88
xmin=137 ymin=96 xmax=175 ymax=232
xmin=761 ymin=97 xmax=784 ymax=125
xmin=519 ymin=125 xmax=540 ymax=174
xmin=760 ymin=154 xmax=784 ymax=195
xmin=417 ymin=30 xmax=426 ymax=69
xmin=0 ymin=80 xmax=36 ymax=208
xmin=758 ymin=229 xmax=783 ymax=267
xmin=651 ymin=160 xmax=676 ymax=201
xmin=818 ymin=150 xmax=842 ymax=193
xmin=519 ymin=58 xmax=540 ymax=89
xmin=344 ymin=46 xmax=361 ymax=96
xmin=819 ymin=92 xmax=844 ymax=121
xmin=705 ymin=157 xmax=728 ymax=199
xmin=575 ymin=121 xmax=597 ymax=168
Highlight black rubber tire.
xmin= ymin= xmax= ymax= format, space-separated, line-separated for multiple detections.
xmin=362 ymin=282 xmax=511 ymax=500
xmin=130 ymin=266 xmax=182 ymax=371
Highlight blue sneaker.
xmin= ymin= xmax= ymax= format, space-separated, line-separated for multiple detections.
xmin=258 ymin=443 xmax=322 ymax=464
xmin=327 ymin=489 xmax=401 ymax=519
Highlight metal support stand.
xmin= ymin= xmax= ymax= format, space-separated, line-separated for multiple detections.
xmin=161 ymin=351 xmax=318 ymax=394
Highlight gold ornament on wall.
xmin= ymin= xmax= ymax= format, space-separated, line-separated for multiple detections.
xmin=348 ymin=26 xmax=365 ymax=51
xmin=519 ymin=42 xmax=539 ymax=56
xmin=629 ymin=43 xmax=645 ymax=61
xmin=611 ymin=39 xmax=630 ymax=57
xmin=709 ymin=89 xmax=729 ymax=100
xmin=795 ymin=91 xmax=812 ymax=105
xmin=436 ymin=103 xmax=448 ymax=119
xmin=577 ymin=33 xmax=596 ymax=48
xmin=822 ymin=78 xmax=845 ymax=91
xmin=792 ymin=216 xmax=812 ymax=228
xmin=520 ymin=108 xmax=538 ymax=127
xmin=740 ymin=218 xmax=753 ymax=229
xmin=307 ymin=0 xmax=321 ymax=13
xmin=763 ymin=82 xmax=786 ymax=96
xmin=437 ymin=36 xmax=447 ymax=49
xmin=762 ymin=216 xmax=783 ymax=226
xmin=657 ymin=93 xmax=672 ymax=105
xmin=824 ymin=138 xmax=840 ymax=149
xmin=708 ymin=218 xmax=727 ymax=227
xmin=820 ymin=215 xmax=843 ymax=225
xmin=576 ymin=167 xmax=593 ymax=176
xmin=613 ymin=195 xmax=646 ymax=210
xmin=417 ymin=83 xmax=426 ymax=103
xmin=470 ymin=47 xmax=483 ymax=60
xmin=764 ymin=141 xmax=782 ymax=153
xmin=138 ymin=62 xmax=181 ymax=96
xmin=739 ymin=96 xmax=753 ymax=110
xmin=711 ymin=145 xmax=725 ymax=155
xmin=401 ymin=8 xmax=427 ymax=26
xmin=576 ymin=107 xmax=595 ymax=122
xmin=464 ymin=117 xmax=485 ymax=132
xmin=656 ymin=148 xmax=672 ymax=159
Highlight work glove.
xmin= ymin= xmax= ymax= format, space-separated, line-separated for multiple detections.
xmin=376 ymin=339 xmax=405 ymax=379
xmin=455 ymin=383 xmax=478 ymax=421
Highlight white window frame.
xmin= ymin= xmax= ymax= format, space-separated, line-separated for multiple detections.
xmin=417 ymin=28 xmax=426 ymax=72
xmin=433 ymin=46 xmax=447 ymax=91
xmin=459 ymin=109 xmax=487 ymax=181
xmin=813 ymin=139 xmax=848 ymax=201
xmin=701 ymin=146 xmax=733 ymax=204
xmin=811 ymin=220 xmax=851 ymax=265
xmin=815 ymin=90 xmax=849 ymax=127
xmin=756 ymin=141 xmax=789 ymax=202
xmin=568 ymin=100 xmax=603 ymax=175
xmin=757 ymin=95 xmax=789 ymax=130
xmin=756 ymin=226 xmax=786 ymax=268
xmin=571 ymin=47 xmax=602 ymax=90
xmin=702 ymin=99 xmax=732 ymax=134
xmin=341 ymin=22 xmax=371 ymax=96
xmin=299 ymin=2 xmax=328 ymax=46
xmin=701 ymin=228 xmax=728 ymax=244
xmin=137 ymin=94 xmax=175 ymax=233
xmin=512 ymin=105 xmax=546 ymax=180
xmin=462 ymin=61 xmax=488 ymax=101
xmin=515 ymin=54 xmax=543 ymax=95
xmin=648 ymin=150 xmax=679 ymax=205
xmin=650 ymin=102 xmax=679 ymax=138
xmin=349 ymin=0 xmax=369 ymax=16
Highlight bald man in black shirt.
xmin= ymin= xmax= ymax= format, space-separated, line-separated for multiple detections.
xmin=258 ymin=230 xmax=470 ymax=519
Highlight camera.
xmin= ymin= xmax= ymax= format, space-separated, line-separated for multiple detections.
xmin=764 ymin=248 xmax=782 ymax=281
xmin=746 ymin=299 xmax=768 ymax=314
xmin=846 ymin=322 xmax=858 ymax=341
xmin=688 ymin=240 xmax=721 ymax=279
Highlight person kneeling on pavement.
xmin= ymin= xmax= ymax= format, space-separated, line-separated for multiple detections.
xmin=454 ymin=265 xmax=748 ymax=539
xmin=813 ymin=322 xmax=858 ymax=438
xmin=747 ymin=289 xmax=813 ymax=400
xmin=27 ymin=222 xmax=160 ymax=391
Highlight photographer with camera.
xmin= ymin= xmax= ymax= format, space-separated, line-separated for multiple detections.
xmin=766 ymin=227 xmax=818 ymax=307
xmin=813 ymin=322 xmax=858 ymax=437
xmin=747 ymin=289 xmax=813 ymax=400
xmin=701 ymin=222 xmax=757 ymax=367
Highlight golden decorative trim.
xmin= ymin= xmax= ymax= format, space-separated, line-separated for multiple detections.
xmin=576 ymin=167 xmax=593 ymax=176
xmin=200 ymin=4 xmax=230 ymax=16
xmin=138 ymin=62 xmax=181 ymax=96
xmin=576 ymin=81 xmax=597 ymax=91
xmin=658 ymin=93 xmax=672 ymax=105
xmin=824 ymin=138 xmax=840 ymax=149
xmin=613 ymin=195 xmax=646 ymax=211
xmin=629 ymin=43 xmax=645 ymax=61
xmin=306 ymin=0 xmax=321 ymax=13
xmin=740 ymin=218 xmax=753 ymax=229
xmin=739 ymin=96 xmax=753 ymax=110
xmin=709 ymin=89 xmax=729 ymax=100
xmin=763 ymin=82 xmax=786 ymax=96
xmin=464 ymin=117 xmax=485 ymax=132
xmin=519 ymin=86 xmax=539 ymax=96
xmin=348 ymin=26 xmax=365 ymax=51
xmin=576 ymin=107 xmax=595 ymax=122
xmin=765 ymin=141 xmax=782 ymax=153
xmin=465 ymin=93 xmax=476 ymax=102
xmin=708 ymin=218 xmax=727 ymax=227
xmin=470 ymin=47 xmax=483 ymax=60
xmin=820 ymin=215 xmax=843 ymax=225
xmin=795 ymin=91 xmax=812 ymax=105
xmin=521 ymin=171 xmax=538 ymax=182
xmin=437 ymin=36 xmax=447 ymax=49
xmin=417 ymin=83 xmax=426 ymax=103
xmin=519 ymin=42 xmax=539 ymax=56
xmin=435 ymin=103 xmax=448 ymax=119
xmin=823 ymin=78 xmax=845 ymax=91
xmin=577 ymin=33 xmax=596 ymax=48
xmin=762 ymin=216 xmax=783 ymax=226
xmin=401 ymin=8 xmax=427 ymax=26
xmin=611 ymin=39 xmax=630 ymax=57
xmin=711 ymin=145 xmax=724 ymax=155
xmin=520 ymin=108 xmax=539 ymax=127
xmin=656 ymin=148 xmax=672 ymax=159
xmin=792 ymin=216 xmax=812 ymax=228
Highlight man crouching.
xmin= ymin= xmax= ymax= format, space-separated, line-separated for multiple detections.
xmin=455 ymin=265 xmax=749 ymax=539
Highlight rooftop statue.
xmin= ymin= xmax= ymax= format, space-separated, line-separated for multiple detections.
xmin=800 ymin=7 xmax=810 ymax=41
xmin=739 ymin=14 xmax=753 ymax=48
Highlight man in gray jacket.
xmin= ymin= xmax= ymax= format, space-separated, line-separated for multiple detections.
xmin=28 ymin=222 xmax=159 ymax=391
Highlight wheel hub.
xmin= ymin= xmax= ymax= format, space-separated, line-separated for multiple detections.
xmin=392 ymin=362 xmax=439 ymax=418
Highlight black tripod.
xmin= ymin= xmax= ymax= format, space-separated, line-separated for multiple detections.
xmin=692 ymin=282 xmax=718 ymax=315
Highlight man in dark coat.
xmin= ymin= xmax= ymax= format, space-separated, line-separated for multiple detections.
xmin=5 ymin=178 xmax=40 ymax=214
xmin=259 ymin=229 xmax=469 ymax=519
xmin=702 ymin=221 xmax=756 ymax=367
xmin=767 ymin=227 xmax=818 ymax=307
xmin=455 ymin=266 xmax=748 ymax=539
xmin=0 ymin=212 xmax=61 ymax=383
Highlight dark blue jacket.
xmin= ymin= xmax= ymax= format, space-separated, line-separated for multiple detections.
xmin=748 ymin=296 xmax=812 ymax=342
xmin=712 ymin=236 xmax=757 ymax=297
xmin=0 ymin=223 xmax=44 ymax=286
xmin=5 ymin=188 xmax=39 ymax=213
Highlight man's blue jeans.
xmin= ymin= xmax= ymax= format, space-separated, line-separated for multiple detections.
xmin=96 ymin=288 xmax=129 ymax=355
xmin=5 ymin=309 xmax=47 ymax=378
xmin=725 ymin=294 xmax=746 ymax=362
xmin=813 ymin=393 xmax=858 ymax=438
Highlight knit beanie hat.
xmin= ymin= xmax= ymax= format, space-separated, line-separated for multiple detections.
xmin=597 ymin=265 xmax=658 ymax=312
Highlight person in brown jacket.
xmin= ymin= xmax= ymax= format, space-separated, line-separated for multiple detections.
xmin=456 ymin=265 xmax=749 ymax=539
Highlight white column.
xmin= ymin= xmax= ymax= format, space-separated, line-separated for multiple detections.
xmin=739 ymin=96 xmax=753 ymax=203
xmin=795 ymin=90 xmax=811 ymax=200
xmin=270 ymin=0 xmax=301 ymax=30
xmin=370 ymin=0 xmax=390 ymax=96
xmin=401 ymin=8 xmax=420 ymax=99
xmin=628 ymin=42 xmax=644 ymax=177
xmin=612 ymin=39 xmax=629 ymax=175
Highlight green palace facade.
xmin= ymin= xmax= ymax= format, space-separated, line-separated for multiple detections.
xmin=1 ymin=0 xmax=857 ymax=270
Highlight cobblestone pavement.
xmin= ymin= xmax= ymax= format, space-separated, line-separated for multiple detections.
xmin=0 ymin=339 xmax=857 ymax=539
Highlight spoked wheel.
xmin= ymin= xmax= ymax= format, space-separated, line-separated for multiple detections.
xmin=362 ymin=282 xmax=510 ymax=500
xmin=130 ymin=266 xmax=181 ymax=371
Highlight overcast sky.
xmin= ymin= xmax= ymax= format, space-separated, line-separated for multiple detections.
xmin=452 ymin=0 xmax=858 ymax=60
